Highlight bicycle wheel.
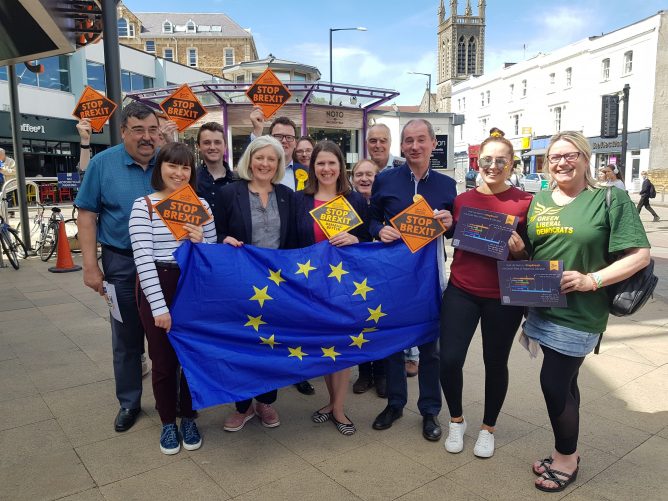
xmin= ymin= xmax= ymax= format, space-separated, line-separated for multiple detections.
xmin=63 ymin=218 xmax=81 ymax=253
xmin=7 ymin=227 xmax=28 ymax=259
xmin=1 ymin=231 xmax=19 ymax=269
xmin=40 ymin=224 xmax=58 ymax=262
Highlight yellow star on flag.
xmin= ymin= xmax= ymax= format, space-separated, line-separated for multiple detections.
xmin=268 ymin=269 xmax=285 ymax=286
xmin=366 ymin=304 xmax=387 ymax=323
xmin=349 ymin=333 xmax=370 ymax=349
xmin=352 ymin=278 xmax=374 ymax=300
xmin=361 ymin=327 xmax=378 ymax=333
xmin=296 ymin=260 xmax=317 ymax=278
xmin=328 ymin=262 xmax=349 ymax=283
xmin=288 ymin=346 xmax=308 ymax=360
xmin=259 ymin=334 xmax=280 ymax=349
xmin=244 ymin=314 xmax=267 ymax=332
xmin=321 ymin=346 xmax=341 ymax=361
xmin=249 ymin=286 xmax=272 ymax=307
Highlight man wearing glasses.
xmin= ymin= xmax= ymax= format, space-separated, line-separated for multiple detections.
xmin=250 ymin=107 xmax=308 ymax=192
xmin=75 ymin=102 xmax=160 ymax=433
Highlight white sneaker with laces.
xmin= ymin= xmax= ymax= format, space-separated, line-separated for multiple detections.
xmin=473 ymin=429 xmax=495 ymax=458
xmin=444 ymin=418 xmax=467 ymax=453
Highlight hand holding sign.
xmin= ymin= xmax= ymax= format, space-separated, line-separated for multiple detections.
xmin=72 ymin=86 xmax=117 ymax=133
xmin=309 ymin=195 xmax=363 ymax=239
xmin=390 ymin=197 xmax=446 ymax=253
xmin=154 ymin=185 xmax=212 ymax=240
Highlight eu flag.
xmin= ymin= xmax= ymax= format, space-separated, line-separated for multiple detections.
xmin=169 ymin=240 xmax=441 ymax=409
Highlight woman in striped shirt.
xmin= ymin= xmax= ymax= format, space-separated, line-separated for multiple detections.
xmin=129 ymin=142 xmax=217 ymax=455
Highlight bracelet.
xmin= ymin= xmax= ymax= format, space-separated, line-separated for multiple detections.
xmin=80 ymin=144 xmax=90 ymax=149
xmin=587 ymin=272 xmax=603 ymax=291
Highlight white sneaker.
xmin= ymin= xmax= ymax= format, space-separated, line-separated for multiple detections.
xmin=141 ymin=354 xmax=150 ymax=377
xmin=473 ymin=429 xmax=495 ymax=458
xmin=444 ymin=418 xmax=467 ymax=453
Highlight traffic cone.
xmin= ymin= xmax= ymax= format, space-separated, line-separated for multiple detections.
xmin=48 ymin=220 xmax=82 ymax=273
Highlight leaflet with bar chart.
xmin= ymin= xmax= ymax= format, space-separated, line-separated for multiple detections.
xmin=452 ymin=207 xmax=519 ymax=260
xmin=497 ymin=260 xmax=567 ymax=307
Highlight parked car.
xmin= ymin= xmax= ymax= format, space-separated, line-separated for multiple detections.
xmin=465 ymin=169 xmax=479 ymax=190
xmin=521 ymin=173 xmax=549 ymax=193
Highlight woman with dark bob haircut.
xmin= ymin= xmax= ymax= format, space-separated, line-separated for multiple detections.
xmin=129 ymin=142 xmax=217 ymax=456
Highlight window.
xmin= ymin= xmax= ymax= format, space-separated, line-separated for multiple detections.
xmin=163 ymin=48 xmax=174 ymax=61
xmin=522 ymin=79 xmax=527 ymax=97
xmin=121 ymin=70 xmax=154 ymax=92
xmin=512 ymin=114 xmax=519 ymax=136
xmin=480 ymin=117 xmax=488 ymax=137
xmin=292 ymin=72 xmax=307 ymax=81
xmin=601 ymin=58 xmax=610 ymax=80
xmin=457 ymin=36 xmax=466 ymax=75
xmin=16 ymin=55 xmax=70 ymax=91
xmin=145 ymin=41 xmax=155 ymax=53
xmin=224 ymin=48 xmax=234 ymax=67
xmin=624 ymin=51 xmax=633 ymax=74
xmin=163 ymin=21 xmax=173 ymax=33
xmin=186 ymin=20 xmax=196 ymax=33
xmin=565 ymin=67 xmax=572 ymax=87
xmin=486 ymin=90 xmax=490 ymax=105
xmin=457 ymin=98 xmax=461 ymax=111
xmin=118 ymin=18 xmax=129 ymax=37
xmin=236 ymin=74 xmax=245 ymax=83
xmin=480 ymin=92 xmax=485 ymax=107
xmin=128 ymin=24 xmax=135 ymax=37
xmin=554 ymin=106 xmax=562 ymax=132
xmin=467 ymin=37 xmax=476 ymax=74
xmin=549 ymin=72 xmax=555 ymax=85
xmin=509 ymin=84 xmax=514 ymax=100
xmin=86 ymin=60 xmax=106 ymax=91
xmin=188 ymin=48 xmax=197 ymax=67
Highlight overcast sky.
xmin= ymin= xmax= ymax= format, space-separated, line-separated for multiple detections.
xmin=124 ymin=0 xmax=667 ymax=105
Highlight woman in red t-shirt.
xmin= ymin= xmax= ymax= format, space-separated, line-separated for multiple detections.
xmin=294 ymin=141 xmax=370 ymax=435
xmin=441 ymin=134 xmax=533 ymax=458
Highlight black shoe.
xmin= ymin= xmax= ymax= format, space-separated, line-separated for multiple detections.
xmin=374 ymin=376 xmax=387 ymax=398
xmin=353 ymin=375 xmax=373 ymax=394
xmin=422 ymin=414 xmax=442 ymax=441
xmin=372 ymin=405 xmax=403 ymax=430
xmin=294 ymin=380 xmax=315 ymax=395
xmin=114 ymin=407 xmax=140 ymax=432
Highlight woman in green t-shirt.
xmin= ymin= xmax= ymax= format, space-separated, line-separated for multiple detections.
xmin=526 ymin=131 xmax=650 ymax=493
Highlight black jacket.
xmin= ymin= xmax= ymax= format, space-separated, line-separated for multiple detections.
xmin=212 ymin=180 xmax=296 ymax=249
xmin=640 ymin=178 xmax=653 ymax=197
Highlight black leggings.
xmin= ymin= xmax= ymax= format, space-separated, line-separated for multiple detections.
xmin=540 ymin=345 xmax=584 ymax=455
xmin=439 ymin=283 xmax=524 ymax=426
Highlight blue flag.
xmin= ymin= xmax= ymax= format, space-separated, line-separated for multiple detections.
xmin=170 ymin=240 xmax=441 ymax=409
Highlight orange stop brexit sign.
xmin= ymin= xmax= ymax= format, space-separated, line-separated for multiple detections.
xmin=390 ymin=197 xmax=446 ymax=253
xmin=72 ymin=86 xmax=118 ymax=132
xmin=160 ymin=84 xmax=207 ymax=131
xmin=245 ymin=68 xmax=292 ymax=118
xmin=154 ymin=185 xmax=211 ymax=240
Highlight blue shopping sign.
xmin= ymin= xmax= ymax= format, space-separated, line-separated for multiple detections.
xmin=57 ymin=172 xmax=81 ymax=188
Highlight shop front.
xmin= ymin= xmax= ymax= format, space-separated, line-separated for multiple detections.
xmin=468 ymin=144 xmax=480 ymax=171
xmin=589 ymin=129 xmax=650 ymax=183
xmin=522 ymin=137 xmax=550 ymax=174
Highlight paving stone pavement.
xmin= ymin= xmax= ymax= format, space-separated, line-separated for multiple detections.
xmin=0 ymin=205 xmax=666 ymax=501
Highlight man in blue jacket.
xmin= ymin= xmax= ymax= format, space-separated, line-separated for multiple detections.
xmin=368 ymin=118 xmax=456 ymax=442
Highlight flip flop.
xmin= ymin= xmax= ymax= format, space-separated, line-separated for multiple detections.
xmin=535 ymin=465 xmax=579 ymax=493
xmin=532 ymin=455 xmax=580 ymax=476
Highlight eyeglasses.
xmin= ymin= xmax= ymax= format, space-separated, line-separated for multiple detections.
xmin=126 ymin=126 xmax=160 ymax=137
xmin=272 ymin=134 xmax=296 ymax=143
xmin=295 ymin=148 xmax=313 ymax=156
xmin=547 ymin=152 xmax=581 ymax=164
xmin=479 ymin=157 xmax=509 ymax=170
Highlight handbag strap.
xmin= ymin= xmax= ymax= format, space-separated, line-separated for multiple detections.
xmin=144 ymin=195 xmax=153 ymax=221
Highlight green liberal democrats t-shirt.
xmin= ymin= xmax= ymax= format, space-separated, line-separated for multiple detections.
xmin=527 ymin=187 xmax=650 ymax=333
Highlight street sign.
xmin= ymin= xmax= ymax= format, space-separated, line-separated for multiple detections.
xmin=153 ymin=185 xmax=211 ymax=240
xmin=160 ymin=84 xmax=207 ymax=131
xmin=430 ymin=134 xmax=448 ymax=169
xmin=601 ymin=95 xmax=620 ymax=138
xmin=72 ymin=86 xmax=117 ymax=133
xmin=245 ymin=68 xmax=292 ymax=119
xmin=390 ymin=197 xmax=446 ymax=253
xmin=57 ymin=172 xmax=81 ymax=189
xmin=309 ymin=195 xmax=363 ymax=238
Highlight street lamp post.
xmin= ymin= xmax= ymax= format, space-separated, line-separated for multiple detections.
xmin=329 ymin=27 xmax=366 ymax=103
xmin=407 ymin=71 xmax=432 ymax=113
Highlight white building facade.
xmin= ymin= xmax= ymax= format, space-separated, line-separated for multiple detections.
xmin=451 ymin=12 xmax=665 ymax=191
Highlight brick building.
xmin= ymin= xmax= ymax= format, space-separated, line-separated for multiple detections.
xmin=116 ymin=2 xmax=258 ymax=78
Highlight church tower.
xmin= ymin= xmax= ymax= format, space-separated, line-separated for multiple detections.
xmin=436 ymin=0 xmax=486 ymax=112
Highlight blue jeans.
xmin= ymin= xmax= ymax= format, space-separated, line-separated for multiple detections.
xmin=386 ymin=338 xmax=441 ymax=415
xmin=101 ymin=247 xmax=144 ymax=409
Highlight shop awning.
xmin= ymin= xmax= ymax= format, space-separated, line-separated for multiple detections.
xmin=523 ymin=148 xmax=546 ymax=157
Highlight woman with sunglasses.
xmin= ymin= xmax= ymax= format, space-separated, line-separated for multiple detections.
xmin=441 ymin=132 xmax=533 ymax=459
xmin=527 ymin=132 xmax=649 ymax=492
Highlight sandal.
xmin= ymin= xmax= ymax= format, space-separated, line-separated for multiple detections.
xmin=532 ymin=455 xmax=580 ymax=476
xmin=311 ymin=408 xmax=332 ymax=423
xmin=332 ymin=415 xmax=356 ymax=436
xmin=535 ymin=465 xmax=579 ymax=493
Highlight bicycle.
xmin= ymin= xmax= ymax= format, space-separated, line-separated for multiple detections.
xmin=0 ymin=215 xmax=28 ymax=270
xmin=34 ymin=205 xmax=64 ymax=262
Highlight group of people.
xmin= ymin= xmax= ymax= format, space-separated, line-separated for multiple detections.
xmin=74 ymin=101 xmax=651 ymax=493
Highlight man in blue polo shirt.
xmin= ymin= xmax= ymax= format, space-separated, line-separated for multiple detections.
xmin=75 ymin=102 xmax=159 ymax=432
xmin=368 ymin=118 xmax=456 ymax=442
